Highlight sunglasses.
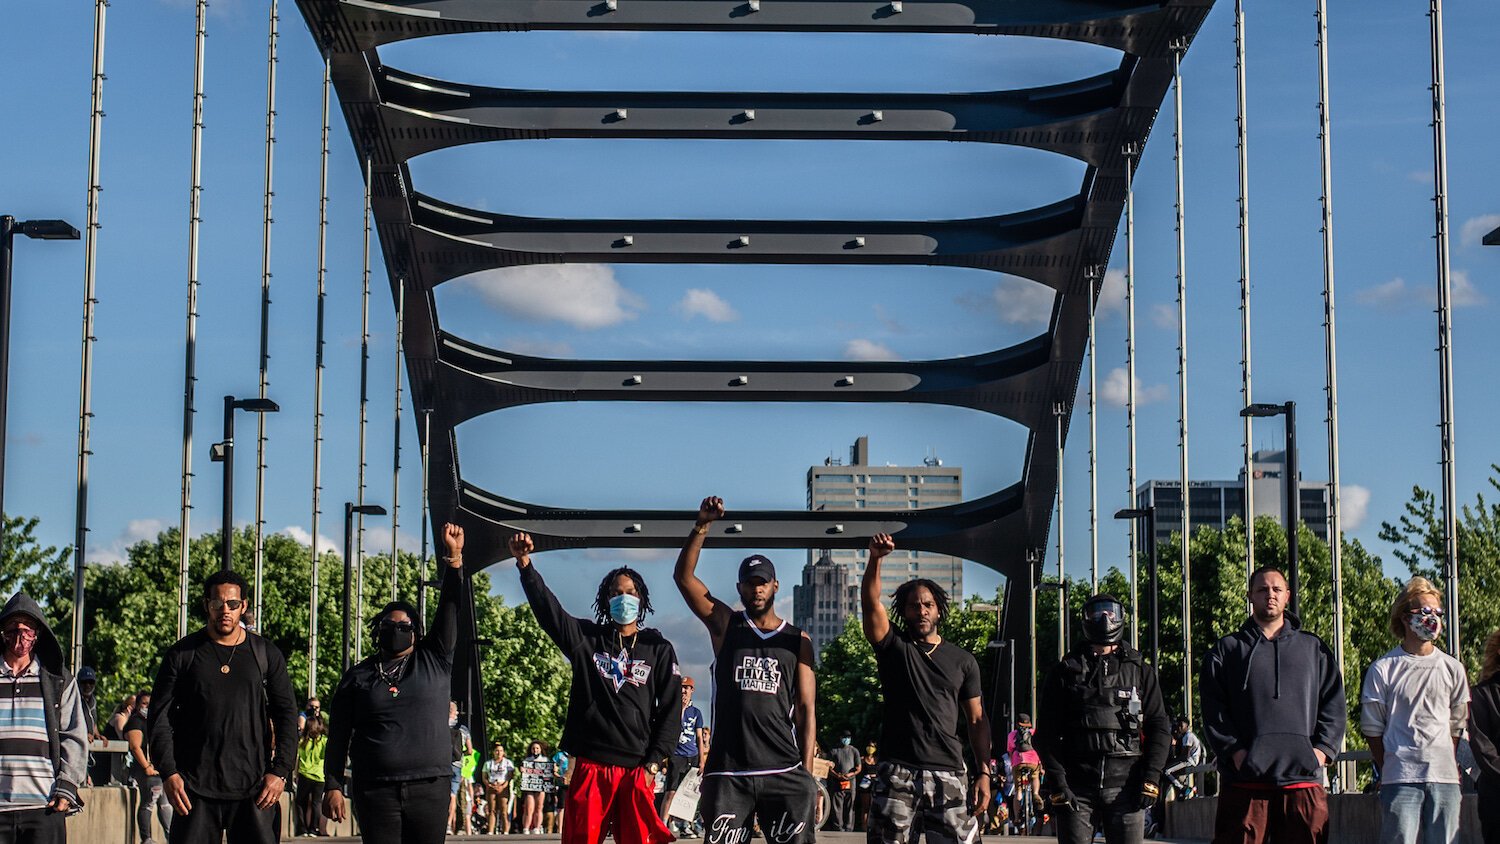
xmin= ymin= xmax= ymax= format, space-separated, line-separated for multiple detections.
xmin=379 ymin=621 xmax=416 ymax=632
xmin=207 ymin=599 xmax=245 ymax=612
xmin=1408 ymin=607 xmax=1445 ymax=618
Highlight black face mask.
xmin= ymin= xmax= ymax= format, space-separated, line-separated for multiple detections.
xmin=378 ymin=624 xmax=416 ymax=655
xmin=1081 ymin=598 xmax=1126 ymax=645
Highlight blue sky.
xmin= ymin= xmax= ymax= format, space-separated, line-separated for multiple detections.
xmin=3 ymin=1 xmax=1498 ymax=685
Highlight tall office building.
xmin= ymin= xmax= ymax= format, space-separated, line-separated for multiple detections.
xmin=1134 ymin=449 xmax=1330 ymax=547
xmin=793 ymin=436 xmax=963 ymax=656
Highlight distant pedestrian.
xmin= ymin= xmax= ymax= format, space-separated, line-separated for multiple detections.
xmin=659 ymin=676 xmax=708 ymax=837
xmin=855 ymin=743 xmax=878 ymax=832
xmin=1468 ymin=629 xmax=1500 ymax=843
xmin=294 ymin=717 xmax=328 ymax=837
xmin=1202 ymin=566 xmax=1344 ymax=844
xmin=126 ymin=689 xmax=171 ymax=844
xmin=149 ymin=571 xmax=298 ymax=844
xmin=825 ymin=730 xmax=861 ymax=832
xmin=513 ymin=529 xmax=683 ymax=844
xmin=482 ymin=743 xmax=515 ymax=835
xmin=860 ymin=533 xmax=991 ymax=844
xmin=320 ymin=522 xmax=465 ymax=844
xmin=518 ymin=741 xmax=550 ymax=834
xmin=1165 ymin=717 xmax=1205 ymax=800
xmin=1007 ymin=714 xmax=1042 ymax=814
xmin=1361 ymin=576 xmax=1469 ymax=844
xmin=0 ymin=592 xmax=89 ymax=844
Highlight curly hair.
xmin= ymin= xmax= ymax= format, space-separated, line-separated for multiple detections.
xmin=1482 ymin=628 xmax=1500 ymax=683
xmin=592 ymin=567 xmax=653 ymax=624
xmin=889 ymin=578 xmax=949 ymax=631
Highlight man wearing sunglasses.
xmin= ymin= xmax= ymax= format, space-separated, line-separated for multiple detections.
xmin=1036 ymin=594 xmax=1170 ymax=844
xmin=1360 ymin=576 xmax=1470 ymax=844
xmin=149 ymin=570 xmax=299 ymax=844
xmin=1202 ymin=566 xmax=1344 ymax=844
xmin=321 ymin=522 xmax=467 ymax=844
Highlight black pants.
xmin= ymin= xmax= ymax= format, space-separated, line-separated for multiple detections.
xmin=350 ymin=775 xmax=450 ymax=844
xmin=166 ymin=792 xmax=278 ymax=844
xmin=828 ymin=782 xmax=854 ymax=831
xmin=0 ymin=808 xmax=65 ymax=844
xmin=1053 ymin=787 xmax=1143 ymax=844
xmin=295 ymin=776 xmax=327 ymax=836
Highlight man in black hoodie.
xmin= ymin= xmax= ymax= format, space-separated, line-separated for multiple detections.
xmin=1037 ymin=594 xmax=1170 ymax=844
xmin=1201 ymin=566 xmax=1344 ymax=844
xmin=511 ymin=531 xmax=682 ymax=844
xmin=0 ymin=592 xmax=88 ymax=844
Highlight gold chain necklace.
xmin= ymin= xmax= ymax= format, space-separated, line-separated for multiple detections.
xmin=212 ymin=629 xmax=245 ymax=675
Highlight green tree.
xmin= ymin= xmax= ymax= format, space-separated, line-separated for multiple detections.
xmin=1379 ymin=468 xmax=1500 ymax=679
xmin=0 ymin=514 xmax=74 ymax=654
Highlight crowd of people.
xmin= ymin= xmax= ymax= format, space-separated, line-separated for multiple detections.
xmin=4 ymin=496 xmax=1500 ymax=844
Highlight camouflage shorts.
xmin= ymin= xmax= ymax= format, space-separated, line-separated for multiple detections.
xmin=867 ymin=762 xmax=980 ymax=844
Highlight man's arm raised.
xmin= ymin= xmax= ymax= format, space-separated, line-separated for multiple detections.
xmin=674 ymin=496 xmax=733 ymax=643
xmin=861 ymin=533 xmax=895 ymax=645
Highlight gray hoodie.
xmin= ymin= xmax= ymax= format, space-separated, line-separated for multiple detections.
xmin=0 ymin=592 xmax=88 ymax=810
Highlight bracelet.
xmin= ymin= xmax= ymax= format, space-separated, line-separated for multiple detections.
xmin=693 ymin=525 xmax=708 ymax=536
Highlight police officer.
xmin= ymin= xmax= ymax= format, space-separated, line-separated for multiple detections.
xmin=1035 ymin=595 xmax=1171 ymax=844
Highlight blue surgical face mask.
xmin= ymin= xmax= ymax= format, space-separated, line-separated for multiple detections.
xmin=841 ymin=737 xmax=851 ymax=747
xmin=609 ymin=594 xmax=642 ymax=625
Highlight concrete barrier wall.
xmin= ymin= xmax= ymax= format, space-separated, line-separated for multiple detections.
xmin=1165 ymin=793 xmax=1485 ymax=843
xmin=68 ymin=786 xmax=358 ymax=844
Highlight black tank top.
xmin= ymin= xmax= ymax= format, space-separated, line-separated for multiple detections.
xmin=706 ymin=612 xmax=804 ymax=776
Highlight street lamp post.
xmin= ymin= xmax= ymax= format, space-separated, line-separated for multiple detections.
xmin=1242 ymin=401 xmax=1299 ymax=614
xmin=343 ymin=502 xmax=386 ymax=674
xmin=211 ymin=396 xmax=279 ymax=573
xmin=1037 ymin=580 xmax=1071 ymax=658
xmin=1115 ymin=507 xmax=1158 ymax=666
xmin=0 ymin=216 xmax=80 ymax=548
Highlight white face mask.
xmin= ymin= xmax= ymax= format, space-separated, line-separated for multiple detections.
xmin=1408 ymin=611 xmax=1442 ymax=642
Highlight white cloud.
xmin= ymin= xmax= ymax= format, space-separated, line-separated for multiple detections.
xmin=282 ymin=525 xmax=339 ymax=557
xmin=1341 ymin=484 xmax=1371 ymax=531
xmin=1096 ymin=269 xmax=1126 ymax=317
xmin=1099 ymin=367 xmax=1170 ymax=407
xmin=844 ymin=339 xmax=897 ymax=361
xmin=505 ymin=337 xmax=574 ymax=358
xmin=457 ymin=265 xmax=643 ymax=329
xmin=87 ymin=518 xmax=167 ymax=565
xmin=675 ymin=288 xmax=739 ymax=323
xmin=1452 ymin=270 xmax=1486 ymax=307
xmin=1356 ymin=277 xmax=1409 ymax=307
xmin=358 ymin=525 xmax=424 ymax=558
xmin=975 ymin=277 xmax=1054 ymax=326
xmin=1150 ymin=304 xmax=1177 ymax=330
xmin=1461 ymin=214 xmax=1500 ymax=248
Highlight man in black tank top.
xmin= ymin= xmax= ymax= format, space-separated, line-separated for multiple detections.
xmin=861 ymin=534 xmax=992 ymax=844
xmin=675 ymin=497 xmax=818 ymax=844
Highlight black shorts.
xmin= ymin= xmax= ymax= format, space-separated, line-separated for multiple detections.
xmin=665 ymin=755 xmax=698 ymax=792
xmin=700 ymin=768 xmax=817 ymax=844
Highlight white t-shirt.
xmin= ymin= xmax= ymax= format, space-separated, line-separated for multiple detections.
xmin=1359 ymin=645 xmax=1470 ymax=784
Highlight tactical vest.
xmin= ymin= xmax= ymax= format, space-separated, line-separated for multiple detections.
xmin=1063 ymin=651 xmax=1145 ymax=758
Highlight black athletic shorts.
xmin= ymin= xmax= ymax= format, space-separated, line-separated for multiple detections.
xmin=665 ymin=755 xmax=698 ymax=792
xmin=700 ymin=768 xmax=817 ymax=844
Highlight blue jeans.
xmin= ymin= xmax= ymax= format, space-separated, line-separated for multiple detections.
xmin=1377 ymin=782 xmax=1460 ymax=844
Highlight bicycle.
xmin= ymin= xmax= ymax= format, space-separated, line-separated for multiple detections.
xmin=1010 ymin=763 xmax=1041 ymax=836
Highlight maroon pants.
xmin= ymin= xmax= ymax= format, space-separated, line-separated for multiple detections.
xmin=1212 ymin=784 xmax=1329 ymax=844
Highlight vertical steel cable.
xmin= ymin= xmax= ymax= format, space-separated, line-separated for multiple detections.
xmin=73 ymin=0 xmax=108 ymax=673
xmin=178 ymin=0 xmax=209 ymax=638
xmin=1088 ymin=281 xmax=1098 ymax=594
xmin=1427 ymin=0 xmax=1460 ymax=658
xmin=356 ymin=154 xmax=373 ymax=660
xmin=308 ymin=54 xmax=331 ymax=697
xmin=1124 ymin=143 xmax=1139 ymax=648
xmin=1171 ymin=40 xmax=1193 ymax=725
xmin=418 ymin=410 xmax=430 ymax=624
xmin=1055 ymin=404 xmax=1065 ymax=661
xmin=391 ymin=284 xmax=403 ymax=601
xmin=1235 ymin=0 xmax=1255 ymax=578
xmin=253 ymin=0 xmax=280 ymax=631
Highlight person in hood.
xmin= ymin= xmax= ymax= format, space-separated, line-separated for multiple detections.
xmin=320 ymin=522 xmax=465 ymax=844
xmin=1036 ymin=594 xmax=1170 ymax=844
xmin=1361 ymin=576 xmax=1468 ymax=844
xmin=149 ymin=570 xmax=298 ymax=844
xmin=1202 ymin=566 xmax=1345 ymax=844
xmin=513 ymin=528 xmax=682 ymax=844
xmin=0 ymin=592 xmax=88 ymax=842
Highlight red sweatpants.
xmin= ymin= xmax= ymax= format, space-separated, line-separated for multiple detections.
xmin=561 ymin=758 xmax=676 ymax=844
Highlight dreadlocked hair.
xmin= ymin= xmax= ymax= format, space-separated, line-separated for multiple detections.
xmin=592 ymin=567 xmax=653 ymax=624
xmin=889 ymin=578 xmax=950 ymax=631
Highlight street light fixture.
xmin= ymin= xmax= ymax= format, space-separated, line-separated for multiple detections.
xmin=1240 ymin=401 xmax=1299 ymax=614
xmin=0 ymin=216 xmax=80 ymax=552
xmin=344 ymin=502 xmax=387 ymax=674
xmin=1114 ymin=506 xmax=1158 ymax=667
xmin=211 ymin=396 xmax=280 ymax=572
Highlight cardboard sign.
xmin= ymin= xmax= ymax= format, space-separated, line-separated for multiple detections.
xmin=667 ymin=767 xmax=702 ymax=821
xmin=519 ymin=759 xmax=554 ymax=792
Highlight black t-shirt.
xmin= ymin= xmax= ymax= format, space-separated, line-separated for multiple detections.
xmin=124 ymin=713 xmax=150 ymax=774
xmin=874 ymin=630 xmax=982 ymax=772
xmin=149 ymin=632 xmax=298 ymax=800
xmin=707 ymin=613 xmax=805 ymax=775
